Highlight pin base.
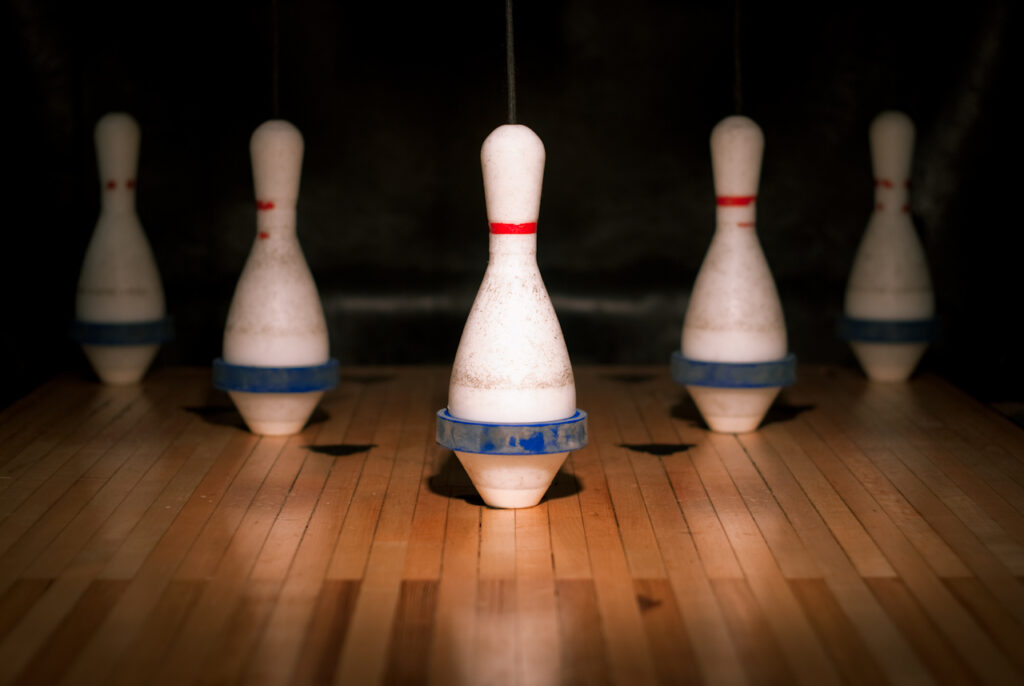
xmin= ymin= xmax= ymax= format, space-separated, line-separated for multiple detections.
xmin=686 ymin=385 xmax=781 ymax=434
xmin=213 ymin=359 xmax=339 ymax=436
xmin=670 ymin=352 xmax=795 ymax=434
xmin=82 ymin=343 xmax=160 ymax=385
xmin=228 ymin=390 xmax=324 ymax=436
xmin=436 ymin=409 xmax=588 ymax=509
xmin=849 ymin=341 xmax=929 ymax=382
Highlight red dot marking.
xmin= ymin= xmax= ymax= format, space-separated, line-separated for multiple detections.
xmin=257 ymin=200 xmax=275 ymax=211
xmin=876 ymin=203 xmax=884 ymax=210
xmin=490 ymin=222 xmax=537 ymax=234
xmin=716 ymin=196 xmax=756 ymax=206
xmin=106 ymin=180 xmax=116 ymax=190
xmin=259 ymin=232 xmax=270 ymax=239
xmin=875 ymin=179 xmax=894 ymax=188
xmin=901 ymin=204 xmax=909 ymax=213
xmin=737 ymin=221 xmax=756 ymax=228
xmin=125 ymin=179 xmax=136 ymax=189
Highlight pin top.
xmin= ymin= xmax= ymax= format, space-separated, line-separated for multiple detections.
xmin=482 ymin=124 xmax=545 ymax=225
xmin=870 ymin=110 xmax=914 ymax=186
xmin=95 ymin=112 xmax=140 ymax=193
xmin=710 ymin=115 xmax=763 ymax=200
xmin=251 ymin=120 xmax=304 ymax=209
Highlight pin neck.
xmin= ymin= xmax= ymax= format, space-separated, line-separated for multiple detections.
xmin=100 ymin=180 xmax=137 ymax=214
xmin=873 ymin=179 xmax=910 ymax=214
xmin=489 ymin=231 xmax=537 ymax=260
xmin=255 ymin=200 xmax=297 ymax=237
xmin=715 ymin=196 xmax=757 ymax=231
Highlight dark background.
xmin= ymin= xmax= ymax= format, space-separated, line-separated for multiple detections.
xmin=2 ymin=0 xmax=1019 ymax=408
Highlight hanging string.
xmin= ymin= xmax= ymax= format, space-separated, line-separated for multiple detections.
xmin=732 ymin=0 xmax=743 ymax=113
xmin=272 ymin=0 xmax=281 ymax=117
xmin=506 ymin=0 xmax=518 ymax=124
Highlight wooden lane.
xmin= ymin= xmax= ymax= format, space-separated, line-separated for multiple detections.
xmin=0 ymin=365 xmax=1022 ymax=685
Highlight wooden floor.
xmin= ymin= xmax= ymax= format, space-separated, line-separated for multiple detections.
xmin=1 ymin=365 xmax=1024 ymax=685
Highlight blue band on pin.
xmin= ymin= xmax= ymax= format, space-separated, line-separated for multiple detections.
xmin=71 ymin=317 xmax=174 ymax=345
xmin=837 ymin=316 xmax=936 ymax=343
xmin=671 ymin=351 xmax=796 ymax=388
xmin=212 ymin=358 xmax=339 ymax=393
xmin=436 ymin=409 xmax=588 ymax=455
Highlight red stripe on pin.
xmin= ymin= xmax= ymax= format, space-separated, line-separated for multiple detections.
xmin=490 ymin=222 xmax=537 ymax=234
xmin=257 ymin=200 xmax=275 ymax=211
xmin=106 ymin=180 xmax=116 ymax=190
xmin=716 ymin=196 xmax=756 ymax=206
xmin=259 ymin=232 xmax=270 ymax=239
xmin=737 ymin=221 xmax=756 ymax=228
xmin=875 ymin=178 xmax=894 ymax=188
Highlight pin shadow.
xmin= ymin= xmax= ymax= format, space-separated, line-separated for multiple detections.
xmin=618 ymin=443 xmax=694 ymax=456
xmin=428 ymin=453 xmax=582 ymax=507
xmin=305 ymin=444 xmax=376 ymax=457
xmin=603 ymin=373 xmax=657 ymax=384
xmin=342 ymin=374 xmax=393 ymax=385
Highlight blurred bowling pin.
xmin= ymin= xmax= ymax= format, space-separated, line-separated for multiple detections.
xmin=74 ymin=112 xmax=169 ymax=385
xmin=438 ymin=124 xmax=586 ymax=509
xmin=677 ymin=115 xmax=793 ymax=433
xmin=842 ymin=111 xmax=934 ymax=381
xmin=216 ymin=120 xmax=336 ymax=435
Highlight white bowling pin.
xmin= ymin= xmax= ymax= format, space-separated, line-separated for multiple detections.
xmin=448 ymin=124 xmax=576 ymax=424
xmin=844 ymin=111 xmax=934 ymax=381
xmin=75 ymin=113 xmax=166 ymax=385
xmin=447 ymin=124 xmax=577 ymax=508
xmin=222 ymin=120 xmax=330 ymax=435
xmin=681 ymin=115 xmax=788 ymax=433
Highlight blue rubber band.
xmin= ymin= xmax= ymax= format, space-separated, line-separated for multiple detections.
xmin=436 ymin=409 xmax=588 ymax=455
xmin=837 ymin=316 xmax=936 ymax=343
xmin=212 ymin=358 xmax=339 ymax=393
xmin=71 ymin=317 xmax=174 ymax=345
xmin=671 ymin=351 xmax=796 ymax=388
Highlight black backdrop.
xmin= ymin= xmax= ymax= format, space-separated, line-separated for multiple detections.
xmin=3 ymin=0 xmax=1020 ymax=408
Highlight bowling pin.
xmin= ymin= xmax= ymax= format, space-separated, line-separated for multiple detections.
xmin=437 ymin=124 xmax=587 ymax=509
xmin=841 ymin=111 xmax=934 ymax=381
xmin=74 ymin=112 xmax=170 ymax=385
xmin=213 ymin=120 xmax=337 ymax=435
xmin=673 ymin=115 xmax=795 ymax=433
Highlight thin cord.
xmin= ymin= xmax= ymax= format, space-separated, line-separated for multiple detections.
xmin=272 ymin=0 xmax=281 ymax=118
xmin=506 ymin=0 xmax=517 ymax=124
xmin=732 ymin=0 xmax=743 ymax=113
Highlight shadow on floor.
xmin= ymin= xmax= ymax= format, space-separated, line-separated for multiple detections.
xmin=670 ymin=394 xmax=814 ymax=431
xmin=341 ymin=374 xmax=394 ymax=385
xmin=618 ymin=443 xmax=694 ymax=456
xmin=306 ymin=444 xmax=376 ymax=457
xmin=602 ymin=372 xmax=658 ymax=384
xmin=428 ymin=453 xmax=582 ymax=507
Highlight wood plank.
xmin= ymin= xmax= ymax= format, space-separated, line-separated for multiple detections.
xmin=711 ymin=577 xmax=797 ymax=686
xmin=788 ymin=579 xmax=888 ymax=686
xmin=0 ymin=578 xmax=51 ymax=643
xmin=427 ymin=496 xmax=479 ymax=686
xmin=11 ymin=579 xmax=129 ymax=686
xmin=515 ymin=505 xmax=560 ymax=686
xmin=634 ymin=578 xmax=703 ymax=686
xmin=866 ymin=577 xmax=979 ymax=685
xmin=556 ymin=579 xmax=611 ymax=686
xmin=384 ymin=580 xmax=439 ymax=686
xmin=290 ymin=579 xmax=362 ymax=686
xmin=697 ymin=433 xmax=841 ymax=686
xmin=751 ymin=422 xmax=931 ymax=683
xmin=241 ymin=377 xmax=392 ymax=685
